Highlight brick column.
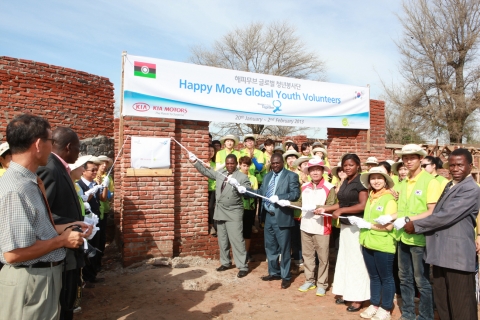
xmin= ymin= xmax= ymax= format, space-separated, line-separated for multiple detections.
xmin=327 ymin=99 xmax=387 ymax=166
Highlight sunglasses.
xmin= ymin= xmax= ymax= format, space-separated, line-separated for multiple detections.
xmin=420 ymin=163 xmax=431 ymax=168
xmin=85 ymin=169 xmax=98 ymax=172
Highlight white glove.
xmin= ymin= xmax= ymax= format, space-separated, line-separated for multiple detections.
xmin=374 ymin=215 xmax=393 ymax=225
xmin=393 ymin=217 xmax=407 ymax=230
xmin=84 ymin=213 xmax=100 ymax=240
xmin=102 ymin=176 xmax=110 ymax=188
xmin=269 ymin=195 xmax=279 ymax=204
xmin=85 ymin=185 xmax=101 ymax=197
xmin=347 ymin=216 xmax=362 ymax=225
xmin=277 ymin=200 xmax=290 ymax=207
xmin=188 ymin=152 xmax=197 ymax=162
xmin=356 ymin=218 xmax=372 ymax=229
xmin=237 ymin=186 xmax=246 ymax=193
xmin=228 ymin=177 xmax=240 ymax=187
xmin=84 ymin=202 xmax=92 ymax=212
xmin=301 ymin=204 xmax=316 ymax=212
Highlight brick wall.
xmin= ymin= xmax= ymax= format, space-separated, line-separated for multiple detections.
xmin=115 ymin=117 xmax=220 ymax=266
xmin=115 ymin=99 xmax=387 ymax=266
xmin=0 ymin=56 xmax=114 ymax=140
xmin=327 ymin=99 xmax=388 ymax=167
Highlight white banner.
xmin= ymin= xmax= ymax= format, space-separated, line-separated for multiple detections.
xmin=130 ymin=137 xmax=170 ymax=169
xmin=123 ymin=54 xmax=370 ymax=129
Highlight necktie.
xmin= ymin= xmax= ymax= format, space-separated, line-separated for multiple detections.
xmin=221 ymin=174 xmax=231 ymax=193
xmin=437 ymin=181 xmax=453 ymax=203
xmin=36 ymin=177 xmax=56 ymax=227
xmin=264 ymin=173 xmax=277 ymax=207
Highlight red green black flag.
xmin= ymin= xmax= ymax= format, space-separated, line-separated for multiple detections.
xmin=134 ymin=61 xmax=156 ymax=78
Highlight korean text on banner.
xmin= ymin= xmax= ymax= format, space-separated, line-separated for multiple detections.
xmin=123 ymin=54 xmax=370 ymax=129
xmin=131 ymin=137 xmax=170 ymax=169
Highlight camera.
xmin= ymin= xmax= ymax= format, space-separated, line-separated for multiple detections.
xmin=71 ymin=225 xmax=98 ymax=258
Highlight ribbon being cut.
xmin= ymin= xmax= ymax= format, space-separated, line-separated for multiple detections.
xmin=170 ymin=137 xmax=347 ymax=219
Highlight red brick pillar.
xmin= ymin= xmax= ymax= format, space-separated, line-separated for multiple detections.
xmin=327 ymin=100 xmax=386 ymax=166
xmin=115 ymin=118 xmax=219 ymax=266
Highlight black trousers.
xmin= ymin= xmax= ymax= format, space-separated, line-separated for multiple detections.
xmin=83 ymin=231 xmax=100 ymax=282
xmin=60 ymin=268 xmax=81 ymax=320
xmin=208 ymin=190 xmax=216 ymax=225
xmin=97 ymin=216 xmax=108 ymax=271
xmin=432 ymin=265 xmax=478 ymax=320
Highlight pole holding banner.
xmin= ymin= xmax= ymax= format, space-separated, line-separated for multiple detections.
xmin=119 ymin=51 xmax=127 ymax=157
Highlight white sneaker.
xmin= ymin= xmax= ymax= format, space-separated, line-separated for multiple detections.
xmin=371 ymin=307 xmax=391 ymax=320
xmin=360 ymin=305 xmax=378 ymax=319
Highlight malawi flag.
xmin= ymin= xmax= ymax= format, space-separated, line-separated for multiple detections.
xmin=134 ymin=61 xmax=156 ymax=79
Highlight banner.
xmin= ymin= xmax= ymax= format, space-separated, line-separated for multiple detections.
xmin=130 ymin=137 xmax=170 ymax=169
xmin=123 ymin=54 xmax=370 ymax=129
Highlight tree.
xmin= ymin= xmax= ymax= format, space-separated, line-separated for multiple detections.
xmin=208 ymin=121 xmax=320 ymax=140
xmin=383 ymin=85 xmax=426 ymax=144
xmin=385 ymin=0 xmax=480 ymax=143
xmin=189 ymin=21 xmax=327 ymax=136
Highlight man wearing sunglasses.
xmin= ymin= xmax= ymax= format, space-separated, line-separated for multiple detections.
xmin=77 ymin=160 xmax=107 ymax=287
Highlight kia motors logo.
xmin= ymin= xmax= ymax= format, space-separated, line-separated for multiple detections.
xmin=132 ymin=102 xmax=150 ymax=112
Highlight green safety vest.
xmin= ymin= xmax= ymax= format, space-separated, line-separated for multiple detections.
xmin=360 ymin=193 xmax=396 ymax=254
xmin=243 ymin=174 xmax=257 ymax=210
xmin=393 ymin=178 xmax=404 ymax=193
xmin=215 ymin=149 xmax=240 ymax=164
xmin=78 ymin=195 xmax=85 ymax=216
xmin=396 ymin=171 xmax=434 ymax=246
xmin=208 ymin=161 xmax=216 ymax=191
xmin=260 ymin=152 xmax=272 ymax=182
xmin=239 ymin=148 xmax=265 ymax=184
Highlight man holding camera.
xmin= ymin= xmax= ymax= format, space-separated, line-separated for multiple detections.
xmin=0 ymin=114 xmax=90 ymax=320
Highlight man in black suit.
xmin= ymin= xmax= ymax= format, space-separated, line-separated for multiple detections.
xmin=37 ymin=127 xmax=89 ymax=320
xmin=239 ymin=153 xmax=300 ymax=289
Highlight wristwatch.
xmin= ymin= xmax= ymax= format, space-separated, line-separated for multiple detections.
xmin=405 ymin=216 xmax=411 ymax=223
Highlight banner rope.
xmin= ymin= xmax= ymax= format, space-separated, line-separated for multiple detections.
xmin=170 ymin=137 xmax=345 ymax=219
xmin=105 ymin=135 xmax=131 ymax=178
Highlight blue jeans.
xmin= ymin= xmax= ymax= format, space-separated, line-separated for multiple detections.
xmin=362 ymin=247 xmax=395 ymax=311
xmin=398 ymin=242 xmax=433 ymax=320
xmin=291 ymin=219 xmax=302 ymax=262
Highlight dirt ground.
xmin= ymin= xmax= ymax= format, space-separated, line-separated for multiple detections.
xmin=74 ymin=241 xmax=478 ymax=320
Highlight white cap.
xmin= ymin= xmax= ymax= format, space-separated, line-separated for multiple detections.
xmin=0 ymin=142 xmax=9 ymax=157
xmin=69 ymin=155 xmax=93 ymax=171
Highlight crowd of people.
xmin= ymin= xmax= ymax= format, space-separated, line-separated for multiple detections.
xmin=188 ymin=133 xmax=480 ymax=320
xmin=0 ymin=114 xmax=114 ymax=319
xmin=0 ymin=113 xmax=479 ymax=320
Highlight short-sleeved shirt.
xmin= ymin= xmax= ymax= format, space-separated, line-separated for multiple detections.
xmin=336 ymin=174 xmax=367 ymax=225
xmin=99 ymin=173 xmax=114 ymax=216
xmin=405 ymin=170 xmax=441 ymax=203
xmin=0 ymin=162 xmax=66 ymax=265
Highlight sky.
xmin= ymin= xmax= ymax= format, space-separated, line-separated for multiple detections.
xmin=1 ymin=0 xmax=405 ymax=138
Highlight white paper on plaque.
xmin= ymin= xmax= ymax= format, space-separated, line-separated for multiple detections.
xmin=131 ymin=136 xmax=170 ymax=169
